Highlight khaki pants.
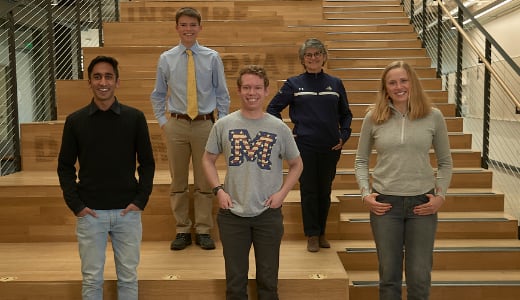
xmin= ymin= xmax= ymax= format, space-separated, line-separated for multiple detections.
xmin=164 ymin=117 xmax=214 ymax=234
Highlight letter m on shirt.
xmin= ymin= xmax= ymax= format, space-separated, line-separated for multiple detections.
xmin=228 ymin=129 xmax=278 ymax=170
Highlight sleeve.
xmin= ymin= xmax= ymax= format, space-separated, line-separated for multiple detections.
xmin=354 ymin=112 xmax=374 ymax=199
xmin=432 ymin=109 xmax=453 ymax=198
xmin=150 ymin=55 xmax=169 ymax=127
xmin=266 ymin=79 xmax=294 ymax=120
xmin=213 ymin=54 xmax=230 ymax=119
xmin=205 ymin=120 xmax=223 ymax=155
xmin=57 ymin=117 xmax=84 ymax=215
xmin=336 ymin=78 xmax=353 ymax=143
xmin=133 ymin=111 xmax=156 ymax=210
xmin=280 ymin=120 xmax=300 ymax=161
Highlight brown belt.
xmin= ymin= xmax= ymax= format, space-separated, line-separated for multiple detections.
xmin=171 ymin=113 xmax=213 ymax=121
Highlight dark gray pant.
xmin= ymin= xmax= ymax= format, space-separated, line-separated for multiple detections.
xmin=370 ymin=191 xmax=437 ymax=300
xmin=217 ymin=208 xmax=284 ymax=300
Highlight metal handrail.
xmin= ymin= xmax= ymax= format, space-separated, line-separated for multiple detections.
xmin=437 ymin=0 xmax=520 ymax=110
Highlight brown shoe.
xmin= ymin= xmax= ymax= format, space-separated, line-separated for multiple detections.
xmin=307 ymin=236 xmax=319 ymax=252
xmin=319 ymin=235 xmax=330 ymax=248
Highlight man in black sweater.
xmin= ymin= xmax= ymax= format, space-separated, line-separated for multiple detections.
xmin=57 ymin=56 xmax=155 ymax=300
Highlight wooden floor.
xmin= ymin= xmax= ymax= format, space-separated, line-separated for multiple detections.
xmin=0 ymin=240 xmax=349 ymax=300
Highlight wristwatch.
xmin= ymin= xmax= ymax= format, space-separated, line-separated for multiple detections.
xmin=212 ymin=185 xmax=224 ymax=196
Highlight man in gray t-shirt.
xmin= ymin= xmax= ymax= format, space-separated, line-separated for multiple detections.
xmin=202 ymin=65 xmax=303 ymax=299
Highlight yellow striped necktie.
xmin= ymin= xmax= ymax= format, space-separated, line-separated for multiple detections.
xmin=186 ymin=49 xmax=198 ymax=119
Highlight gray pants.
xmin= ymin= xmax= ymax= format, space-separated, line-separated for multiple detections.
xmin=217 ymin=208 xmax=284 ymax=300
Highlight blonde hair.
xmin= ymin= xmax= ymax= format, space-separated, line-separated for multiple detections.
xmin=370 ymin=61 xmax=432 ymax=124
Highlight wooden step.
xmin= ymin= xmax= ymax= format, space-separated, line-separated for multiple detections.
xmin=328 ymin=67 xmax=437 ymax=80
xmin=324 ymin=11 xmax=408 ymax=19
xmin=324 ymin=5 xmax=403 ymax=13
xmin=336 ymin=239 xmax=520 ymax=271
xmin=18 ymin=122 xmax=471 ymax=172
xmin=339 ymin=211 xmax=518 ymax=239
xmin=0 ymin=240 xmax=348 ymax=299
xmin=324 ymin=31 xmax=419 ymax=39
xmin=56 ymin=79 xmax=449 ymax=121
xmin=322 ymin=16 xmax=410 ymax=25
xmin=337 ymin=188 xmax=505 ymax=213
xmin=348 ymin=270 xmax=520 ymax=300
xmin=312 ymin=168 xmax=494 ymax=190
xmin=287 ymin=23 xmax=415 ymax=33
xmin=326 ymin=39 xmax=423 ymax=48
xmin=120 ymin=0 xmax=324 ymax=22
xmin=102 ymin=21 xmax=326 ymax=47
xmin=328 ymin=48 xmax=427 ymax=58
xmin=328 ymin=57 xmax=432 ymax=68
xmin=0 ymin=171 xmax=330 ymax=242
xmin=82 ymin=46 xmax=301 ymax=80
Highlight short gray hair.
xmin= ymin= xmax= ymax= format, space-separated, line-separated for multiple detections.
xmin=298 ymin=38 xmax=327 ymax=67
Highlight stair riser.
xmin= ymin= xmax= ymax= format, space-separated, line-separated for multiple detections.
xmin=339 ymin=251 xmax=520 ymax=270
xmin=350 ymin=285 xmax=520 ymax=300
xmin=339 ymin=221 xmax=518 ymax=240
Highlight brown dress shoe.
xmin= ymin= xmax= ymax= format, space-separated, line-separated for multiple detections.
xmin=307 ymin=236 xmax=319 ymax=252
xmin=319 ymin=235 xmax=330 ymax=248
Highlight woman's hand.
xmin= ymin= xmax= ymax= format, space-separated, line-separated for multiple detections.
xmin=414 ymin=194 xmax=444 ymax=215
xmin=363 ymin=193 xmax=391 ymax=215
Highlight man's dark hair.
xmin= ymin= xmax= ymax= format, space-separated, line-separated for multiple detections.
xmin=87 ymin=56 xmax=119 ymax=80
xmin=175 ymin=7 xmax=202 ymax=25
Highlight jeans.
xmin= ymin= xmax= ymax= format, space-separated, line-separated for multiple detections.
xmin=76 ymin=209 xmax=142 ymax=300
xmin=370 ymin=191 xmax=437 ymax=300
xmin=217 ymin=208 xmax=284 ymax=300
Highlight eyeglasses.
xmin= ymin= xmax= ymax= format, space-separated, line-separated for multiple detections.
xmin=304 ymin=52 xmax=323 ymax=59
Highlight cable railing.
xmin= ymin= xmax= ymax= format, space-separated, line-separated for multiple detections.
xmin=403 ymin=0 xmax=520 ymax=221
xmin=0 ymin=0 xmax=119 ymax=175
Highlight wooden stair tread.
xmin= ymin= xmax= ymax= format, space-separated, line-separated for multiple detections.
xmin=0 ymin=240 xmax=347 ymax=281
xmin=348 ymin=270 xmax=520 ymax=283
xmin=332 ymin=239 xmax=520 ymax=250
xmin=340 ymin=211 xmax=517 ymax=221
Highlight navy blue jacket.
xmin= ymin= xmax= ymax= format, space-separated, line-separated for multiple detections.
xmin=267 ymin=71 xmax=353 ymax=152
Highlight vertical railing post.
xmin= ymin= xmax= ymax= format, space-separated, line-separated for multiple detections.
xmin=436 ymin=3 xmax=442 ymax=78
xmin=97 ymin=0 xmax=104 ymax=47
xmin=75 ymin=0 xmax=83 ymax=79
xmin=46 ymin=0 xmax=57 ymax=120
xmin=481 ymin=39 xmax=492 ymax=169
xmin=115 ymin=0 xmax=120 ymax=21
xmin=420 ymin=0 xmax=426 ymax=47
xmin=6 ymin=10 xmax=21 ymax=172
xmin=410 ymin=0 xmax=415 ymax=25
xmin=455 ymin=7 xmax=464 ymax=118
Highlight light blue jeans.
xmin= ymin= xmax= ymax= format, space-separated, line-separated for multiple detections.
xmin=76 ymin=209 xmax=142 ymax=300
xmin=370 ymin=191 xmax=437 ymax=300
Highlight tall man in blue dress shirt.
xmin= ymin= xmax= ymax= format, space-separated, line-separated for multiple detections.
xmin=150 ymin=7 xmax=230 ymax=250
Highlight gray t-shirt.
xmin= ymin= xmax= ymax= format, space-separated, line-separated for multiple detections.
xmin=205 ymin=111 xmax=300 ymax=217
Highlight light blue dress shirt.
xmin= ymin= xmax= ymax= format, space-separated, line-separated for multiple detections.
xmin=150 ymin=41 xmax=230 ymax=126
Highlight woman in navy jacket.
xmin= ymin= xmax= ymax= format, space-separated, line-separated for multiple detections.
xmin=267 ymin=38 xmax=353 ymax=252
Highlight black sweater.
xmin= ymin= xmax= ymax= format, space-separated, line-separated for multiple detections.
xmin=57 ymin=99 xmax=155 ymax=215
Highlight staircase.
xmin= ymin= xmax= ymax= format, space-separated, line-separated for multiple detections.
xmin=0 ymin=0 xmax=519 ymax=299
